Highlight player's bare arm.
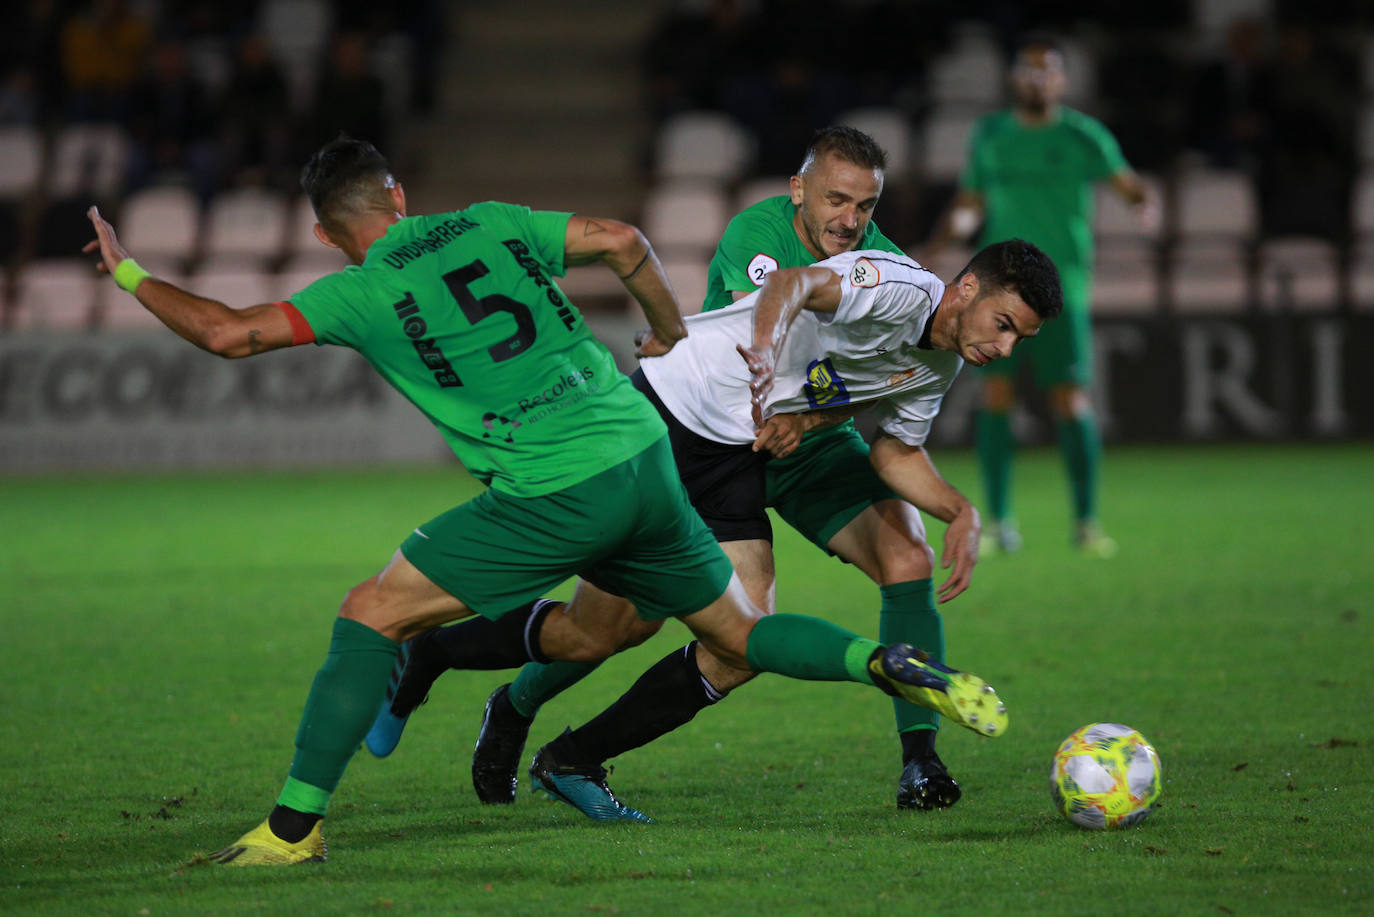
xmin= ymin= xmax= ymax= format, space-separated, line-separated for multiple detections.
xmin=868 ymin=433 xmax=981 ymax=602
xmin=925 ymin=189 xmax=986 ymax=258
xmin=564 ymin=215 xmax=686 ymax=356
xmin=737 ymin=265 xmax=842 ymax=427
xmin=84 ymin=206 xmax=295 ymax=358
xmin=1110 ymin=169 xmax=1160 ymax=232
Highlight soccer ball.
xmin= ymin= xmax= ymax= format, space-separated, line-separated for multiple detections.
xmin=1050 ymin=723 xmax=1161 ymax=829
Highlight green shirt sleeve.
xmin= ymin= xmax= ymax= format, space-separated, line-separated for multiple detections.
xmin=1073 ymin=112 xmax=1129 ymax=181
xmin=714 ymin=199 xmax=795 ymax=295
xmin=289 ymin=268 xmax=372 ymax=348
xmin=959 ymin=115 xmax=994 ymax=193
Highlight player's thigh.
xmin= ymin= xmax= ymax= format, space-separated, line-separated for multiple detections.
xmin=719 ymin=538 xmax=776 ymax=613
xmin=551 ymin=578 xmax=664 ymax=656
xmin=826 ymin=498 xmax=933 ymax=584
xmin=340 ymin=548 xmax=478 ymax=641
xmin=769 ymin=424 xmax=899 ymax=555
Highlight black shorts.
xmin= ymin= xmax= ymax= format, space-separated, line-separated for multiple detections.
xmin=631 ymin=368 xmax=772 ymax=544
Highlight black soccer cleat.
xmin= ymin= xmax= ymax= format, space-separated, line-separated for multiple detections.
xmin=472 ymin=684 xmax=533 ymax=804
xmin=896 ymin=753 xmax=962 ymax=810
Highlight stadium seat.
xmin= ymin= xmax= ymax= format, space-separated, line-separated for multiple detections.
xmin=50 ymin=123 xmax=131 ymax=199
xmin=1175 ymin=168 xmax=1258 ymax=242
xmin=641 ymin=181 xmax=730 ymax=255
xmin=927 ymin=25 xmax=1004 ymax=106
xmin=259 ymin=0 xmax=333 ymax=109
xmin=920 ymin=106 xmax=983 ymax=182
xmin=119 ymin=186 xmax=202 ymax=265
xmin=734 ymin=176 xmax=790 ymax=213
xmin=10 ymin=260 xmax=98 ymax=331
xmin=1096 ymin=173 xmax=1163 ymax=269
xmin=187 ymin=266 xmax=275 ymax=308
xmin=1167 ymin=246 xmax=1250 ymax=313
xmin=1093 ymin=258 xmax=1161 ymax=314
xmin=1352 ymin=172 xmax=1374 ymax=241
xmin=0 ymin=125 xmax=42 ymax=198
xmin=1256 ymin=237 xmax=1340 ymax=312
xmin=656 ymin=253 xmax=711 ymax=317
xmin=285 ymin=195 xmax=326 ymax=259
xmin=837 ymin=107 xmax=915 ymax=179
xmin=202 ymin=187 xmax=290 ymax=268
xmin=1350 ymin=239 xmax=1374 ymax=311
xmin=654 ymin=111 xmax=755 ymax=183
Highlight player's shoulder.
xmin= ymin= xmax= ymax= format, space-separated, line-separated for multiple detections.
xmin=824 ymin=249 xmax=929 ymax=287
xmin=1058 ymin=107 xmax=1116 ymax=140
xmin=973 ymin=109 xmax=1017 ymax=136
xmin=724 ymin=195 xmax=793 ymax=236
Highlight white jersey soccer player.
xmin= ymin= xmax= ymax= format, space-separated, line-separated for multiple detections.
xmin=641 ymin=249 xmax=962 ymax=449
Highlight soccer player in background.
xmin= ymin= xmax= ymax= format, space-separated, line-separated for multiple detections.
xmin=927 ymin=33 xmax=1154 ymax=557
xmin=376 ymin=128 xmax=990 ymax=812
xmin=83 ymin=136 xmax=1002 ymax=865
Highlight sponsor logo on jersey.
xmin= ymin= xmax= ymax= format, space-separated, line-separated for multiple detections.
xmin=850 ymin=258 xmax=879 ymax=288
xmin=886 ymin=368 xmax=917 ymax=387
xmin=747 ymin=253 xmax=779 ymax=286
xmin=393 ymin=291 xmax=462 ymax=388
xmin=804 ymin=358 xmax=850 ymax=409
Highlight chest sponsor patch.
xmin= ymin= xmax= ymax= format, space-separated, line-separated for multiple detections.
xmin=747 ymin=252 xmax=780 ymax=286
xmin=850 ymin=258 xmax=879 ymax=288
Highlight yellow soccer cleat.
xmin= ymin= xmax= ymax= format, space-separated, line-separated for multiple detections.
xmin=869 ymin=644 xmax=1008 ymax=738
xmin=204 ymin=819 xmax=327 ymax=866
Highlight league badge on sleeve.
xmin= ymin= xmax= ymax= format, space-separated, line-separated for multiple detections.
xmin=850 ymin=258 xmax=879 ymax=288
xmin=747 ymin=253 xmax=780 ymax=286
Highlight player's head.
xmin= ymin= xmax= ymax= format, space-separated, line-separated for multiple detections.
xmin=300 ymin=135 xmax=403 ymax=241
xmin=1010 ymin=32 xmax=1067 ymax=113
xmin=790 ymin=126 xmax=886 ymax=259
xmin=939 ymin=239 xmax=1062 ymax=366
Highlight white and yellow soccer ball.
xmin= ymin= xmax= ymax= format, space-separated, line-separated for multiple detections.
xmin=1050 ymin=723 xmax=1161 ymax=829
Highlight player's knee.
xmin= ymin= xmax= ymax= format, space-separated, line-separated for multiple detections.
xmin=338 ymin=576 xmax=380 ymax=622
xmin=875 ymin=534 xmax=935 ymax=582
xmin=1049 ymin=385 xmax=1090 ymax=419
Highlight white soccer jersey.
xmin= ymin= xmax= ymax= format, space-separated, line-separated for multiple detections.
xmin=640 ymin=250 xmax=963 ymax=447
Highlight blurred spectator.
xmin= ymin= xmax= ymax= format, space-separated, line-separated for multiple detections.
xmin=219 ymin=34 xmax=293 ymax=189
xmin=1185 ymin=17 xmax=1271 ymax=170
xmin=60 ymin=0 xmax=152 ymax=121
xmin=302 ymin=32 xmax=389 ymax=154
xmin=124 ymin=39 xmax=220 ymax=199
xmin=1255 ymin=23 xmax=1357 ymax=240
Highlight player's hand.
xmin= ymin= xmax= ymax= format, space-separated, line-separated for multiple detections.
xmin=82 ymin=205 xmax=131 ymax=275
xmin=634 ymin=327 xmax=675 ymax=358
xmin=752 ymin=413 xmax=806 ymax=457
xmin=937 ymin=504 xmax=980 ymax=602
xmin=736 ymin=343 xmax=774 ymax=429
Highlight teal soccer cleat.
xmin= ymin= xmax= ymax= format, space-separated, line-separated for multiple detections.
xmin=528 ymin=737 xmax=652 ymax=822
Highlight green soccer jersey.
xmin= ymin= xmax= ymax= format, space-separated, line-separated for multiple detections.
xmin=702 ymin=195 xmax=903 ymax=312
xmin=961 ymin=107 xmax=1128 ymax=287
xmin=289 ymin=202 xmax=665 ymax=497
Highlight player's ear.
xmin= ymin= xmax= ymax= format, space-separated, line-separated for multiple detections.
xmin=390 ymin=180 xmax=407 ymax=216
xmin=313 ymin=222 xmax=341 ymax=250
xmin=789 ymin=174 xmax=804 ymax=206
xmin=960 ymin=271 xmax=981 ymax=302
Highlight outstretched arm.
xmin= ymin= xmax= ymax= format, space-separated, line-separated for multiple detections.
xmin=84 ymin=206 xmax=295 ymax=358
xmin=736 ymin=265 xmax=842 ymax=428
xmin=563 ymin=215 xmax=686 ymax=357
xmin=868 ymin=432 xmax=980 ymax=602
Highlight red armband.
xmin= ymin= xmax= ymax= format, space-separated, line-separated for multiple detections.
xmin=274 ymin=301 xmax=316 ymax=345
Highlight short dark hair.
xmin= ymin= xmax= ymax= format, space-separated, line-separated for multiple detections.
xmin=799 ymin=125 xmax=887 ymax=175
xmin=956 ymin=239 xmax=1063 ymax=320
xmin=299 ymin=135 xmax=394 ymax=235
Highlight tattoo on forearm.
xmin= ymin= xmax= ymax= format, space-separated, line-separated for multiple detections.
xmin=618 ymin=250 xmax=651 ymax=281
xmin=248 ymin=329 xmax=262 ymax=353
xmin=583 ymin=220 xmax=608 ymax=236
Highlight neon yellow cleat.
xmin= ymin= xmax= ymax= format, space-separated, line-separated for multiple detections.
xmin=204 ymin=819 xmax=327 ymax=866
xmin=869 ymin=644 xmax=1008 ymax=738
xmin=1075 ymin=523 xmax=1119 ymax=559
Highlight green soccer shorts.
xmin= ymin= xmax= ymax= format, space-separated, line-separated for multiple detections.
xmin=400 ymin=436 xmax=734 ymax=621
xmin=766 ymin=422 xmax=904 ymax=554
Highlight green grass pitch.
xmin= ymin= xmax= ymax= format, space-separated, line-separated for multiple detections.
xmin=2 ymin=444 xmax=1371 ymax=915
